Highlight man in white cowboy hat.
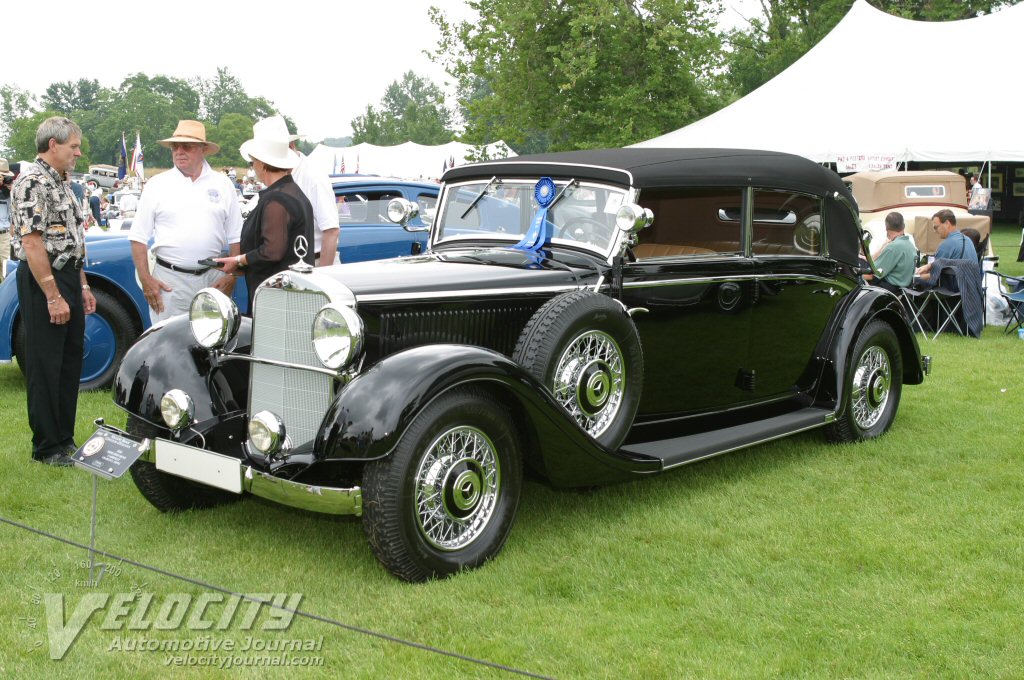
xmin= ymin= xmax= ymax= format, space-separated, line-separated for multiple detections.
xmin=247 ymin=115 xmax=339 ymax=266
xmin=0 ymin=158 xmax=14 ymax=280
xmin=127 ymin=120 xmax=242 ymax=323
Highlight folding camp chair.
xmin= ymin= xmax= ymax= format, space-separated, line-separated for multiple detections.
xmin=899 ymin=286 xmax=933 ymax=336
xmin=989 ymin=270 xmax=1024 ymax=335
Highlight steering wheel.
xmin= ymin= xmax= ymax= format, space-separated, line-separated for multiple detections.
xmin=557 ymin=217 xmax=610 ymax=243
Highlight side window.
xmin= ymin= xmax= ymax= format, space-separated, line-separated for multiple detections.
xmin=336 ymin=192 xmax=368 ymax=223
xmin=416 ymin=193 xmax=438 ymax=226
xmin=634 ymin=188 xmax=744 ymax=258
xmin=751 ymin=190 xmax=822 ymax=256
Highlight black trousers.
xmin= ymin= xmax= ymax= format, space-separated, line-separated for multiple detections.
xmin=16 ymin=263 xmax=84 ymax=458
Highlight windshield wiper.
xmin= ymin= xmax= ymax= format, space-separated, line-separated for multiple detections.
xmin=460 ymin=176 xmax=499 ymax=219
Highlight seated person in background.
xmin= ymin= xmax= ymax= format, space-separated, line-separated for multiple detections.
xmin=960 ymin=227 xmax=983 ymax=259
xmin=863 ymin=211 xmax=916 ymax=293
xmin=914 ymin=209 xmax=976 ymax=282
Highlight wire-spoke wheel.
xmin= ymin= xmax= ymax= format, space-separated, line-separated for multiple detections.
xmin=551 ymin=330 xmax=625 ymax=439
xmin=414 ymin=425 xmax=500 ymax=551
xmin=362 ymin=387 xmax=522 ymax=582
xmin=513 ymin=291 xmax=643 ymax=449
xmin=827 ymin=320 xmax=903 ymax=443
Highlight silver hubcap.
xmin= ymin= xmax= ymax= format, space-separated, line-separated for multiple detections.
xmin=852 ymin=345 xmax=891 ymax=429
xmin=552 ymin=330 xmax=624 ymax=438
xmin=414 ymin=426 xmax=500 ymax=551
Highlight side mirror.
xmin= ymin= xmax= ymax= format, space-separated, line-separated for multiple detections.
xmin=386 ymin=198 xmax=429 ymax=233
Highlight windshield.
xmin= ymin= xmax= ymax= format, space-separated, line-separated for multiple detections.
xmin=435 ymin=179 xmax=629 ymax=255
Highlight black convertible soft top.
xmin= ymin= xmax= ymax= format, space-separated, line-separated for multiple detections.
xmin=443 ymin=148 xmax=854 ymax=203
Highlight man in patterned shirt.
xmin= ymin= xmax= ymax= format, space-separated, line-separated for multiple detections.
xmin=11 ymin=116 xmax=96 ymax=466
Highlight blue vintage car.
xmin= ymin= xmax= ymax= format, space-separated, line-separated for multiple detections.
xmin=0 ymin=177 xmax=438 ymax=390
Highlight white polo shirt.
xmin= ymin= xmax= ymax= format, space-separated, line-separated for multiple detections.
xmin=292 ymin=152 xmax=339 ymax=255
xmin=128 ymin=162 xmax=242 ymax=265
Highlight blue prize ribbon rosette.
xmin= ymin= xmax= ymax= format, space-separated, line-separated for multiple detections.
xmin=513 ymin=177 xmax=557 ymax=252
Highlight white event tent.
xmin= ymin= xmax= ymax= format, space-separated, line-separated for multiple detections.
xmin=305 ymin=140 xmax=516 ymax=180
xmin=636 ymin=0 xmax=1024 ymax=170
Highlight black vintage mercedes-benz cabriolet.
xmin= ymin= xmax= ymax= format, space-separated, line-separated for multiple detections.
xmin=86 ymin=148 xmax=928 ymax=581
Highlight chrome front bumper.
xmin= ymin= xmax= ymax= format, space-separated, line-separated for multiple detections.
xmin=137 ymin=436 xmax=362 ymax=517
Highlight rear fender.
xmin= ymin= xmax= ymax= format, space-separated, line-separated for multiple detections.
xmin=816 ymin=288 xmax=924 ymax=409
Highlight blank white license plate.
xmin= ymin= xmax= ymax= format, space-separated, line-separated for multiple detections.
xmin=155 ymin=440 xmax=243 ymax=494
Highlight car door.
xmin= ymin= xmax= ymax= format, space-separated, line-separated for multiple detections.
xmin=745 ymin=189 xmax=851 ymax=399
xmin=334 ymin=184 xmax=433 ymax=262
xmin=621 ymin=187 xmax=755 ymax=416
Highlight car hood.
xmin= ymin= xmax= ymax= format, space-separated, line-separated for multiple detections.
xmin=317 ymin=247 xmax=604 ymax=301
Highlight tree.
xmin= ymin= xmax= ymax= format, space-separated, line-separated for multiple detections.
xmin=194 ymin=67 xmax=276 ymax=127
xmin=0 ymin=85 xmax=37 ymax=157
xmin=206 ymin=113 xmax=254 ymax=168
xmin=6 ymin=110 xmax=93 ymax=170
xmin=351 ymin=71 xmax=456 ymax=145
xmin=41 ymin=79 xmax=105 ymax=114
xmin=430 ymin=0 xmax=727 ymax=152
xmin=725 ymin=0 xmax=1020 ymax=97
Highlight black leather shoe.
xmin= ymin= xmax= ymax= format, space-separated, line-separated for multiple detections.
xmin=63 ymin=442 xmax=80 ymax=456
xmin=32 ymin=452 xmax=75 ymax=467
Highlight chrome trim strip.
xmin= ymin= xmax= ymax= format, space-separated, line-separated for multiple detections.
xmin=358 ymin=284 xmax=584 ymax=303
xmin=662 ymin=415 xmax=835 ymax=471
xmin=217 ymin=353 xmax=342 ymax=379
xmin=139 ymin=439 xmax=362 ymax=516
xmin=623 ymin=273 xmax=851 ymax=289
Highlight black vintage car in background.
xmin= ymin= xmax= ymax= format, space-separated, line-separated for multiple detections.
xmin=89 ymin=148 xmax=927 ymax=581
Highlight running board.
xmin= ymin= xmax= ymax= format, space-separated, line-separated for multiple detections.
xmin=620 ymin=407 xmax=834 ymax=470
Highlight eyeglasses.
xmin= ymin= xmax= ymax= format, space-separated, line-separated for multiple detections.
xmin=170 ymin=143 xmax=203 ymax=152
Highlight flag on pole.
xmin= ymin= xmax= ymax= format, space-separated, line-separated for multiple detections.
xmin=117 ymin=133 xmax=128 ymax=179
xmin=332 ymin=152 xmax=338 ymax=174
xmin=450 ymin=154 xmax=455 ymax=169
xmin=442 ymin=158 xmax=448 ymax=173
xmin=340 ymin=155 xmax=346 ymax=173
xmin=130 ymin=132 xmax=145 ymax=180
xmin=356 ymin=154 xmax=360 ymax=174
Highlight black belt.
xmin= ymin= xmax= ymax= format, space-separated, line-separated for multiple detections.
xmin=156 ymin=257 xmax=209 ymax=275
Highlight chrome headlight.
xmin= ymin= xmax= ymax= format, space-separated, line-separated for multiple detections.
xmin=386 ymin=197 xmax=419 ymax=225
xmin=615 ymin=203 xmax=654 ymax=233
xmin=248 ymin=410 xmax=287 ymax=456
xmin=189 ymin=288 xmax=240 ymax=349
xmin=312 ymin=303 xmax=364 ymax=370
xmin=160 ymin=389 xmax=194 ymax=430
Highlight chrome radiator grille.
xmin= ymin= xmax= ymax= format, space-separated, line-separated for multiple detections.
xmin=249 ymin=288 xmax=331 ymax=447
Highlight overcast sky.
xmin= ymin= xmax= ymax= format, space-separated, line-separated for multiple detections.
xmin=3 ymin=0 xmax=759 ymax=142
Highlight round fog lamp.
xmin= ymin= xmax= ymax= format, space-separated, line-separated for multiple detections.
xmin=189 ymin=288 xmax=240 ymax=349
xmin=248 ymin=410 xmax=286 ymax=455
xmin=160 ymin=389 xmax=194 ymax=430
xmin=312 ymin=304 xmax=364 ymax=370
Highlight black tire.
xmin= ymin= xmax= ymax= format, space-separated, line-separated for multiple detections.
xmin=513 ymin=291 xmax=643 ymax=449
xmin=127 ymin=416 xmax=240 ymax=512
xmin=826 ymin=320 xmax=903 ymax=443
xmin=13 ymin=288 xmax=136 ymax=391
xmin=362 ymin=387 xmax=523 ymax=582
xmin=80 ymin=288 xmax=136 ymax=391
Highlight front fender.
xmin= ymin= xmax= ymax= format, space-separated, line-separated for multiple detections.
xmin=318 ymin=344 xmax=661 ymax=486
xmin=0 ymin=273 xmax=18 ymax=361
xmin=817 ymin=287 xmax=924 ymax=409
xmin=113 ymin=315 xmax=253 ymax=425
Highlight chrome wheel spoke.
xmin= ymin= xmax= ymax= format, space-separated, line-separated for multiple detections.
xmin=851 ymin=346 xmax=890 ymax=429
xmin=414 ymin=426 xmax=501 ymax=551
xmin=551 ymin=330 xmax=624 ymax=438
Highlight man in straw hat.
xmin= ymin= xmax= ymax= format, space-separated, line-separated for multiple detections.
xmin=127 ymin=120 xmax=242 ymax=322
xmin=244 ymin=115 xmax=339 ymax=266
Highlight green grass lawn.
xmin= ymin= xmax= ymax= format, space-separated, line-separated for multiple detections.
xmin=1 ymin=225 xmax=1022 ymax=678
